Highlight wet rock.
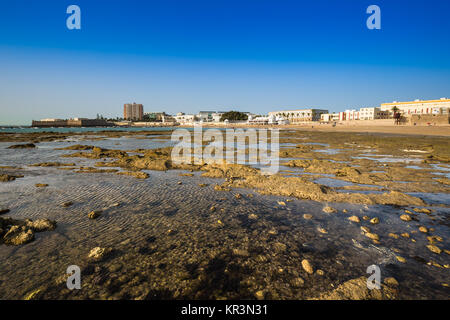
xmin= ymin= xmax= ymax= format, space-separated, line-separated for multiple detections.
xmin=108 ymin=263 xmax=122 ymax=273
xmin=273 ymin=242 xmax=287 ymax=252
xmin=58 ymin=144 xmax=95 ymax=151
xmin=418 ymin=226 xmax=428 ymax=233
xmin=87 ymin=247 xmax=112 ymax=262
xmin=3 ymin=225 xmax=34 ymax=245
xmin=31 ymin=162 xmax=76 ymax=167
xmin=322 ymin=206 xmax=337 ymax=213
xmin=24 ymin=288 xmax=42 ymax=300
xmin=232 ymin=248 xmax=249 ymax=257
xmin=88 ymin=211 xmax=102 ymax=219
xmin=214 ymin=184 xmax=230 ymax=191
xmin=413 ymin=208 xmax=432 ymax=214
xmin=35 ymin=184 xmax=49 ymax=188
xmin=8 ymin=143 xmax=36 ymax=149
xmin=26 ymin=219 xmax=57 ymax=232
xmin=117 ymin=171 xmax=149 ymax=179
xmin=348 ymin=216 xmax=360 ymax=223
xmin=254 ymin=290 xmax=264 ymax=300
xmin=290 ymin=277 xmax=305 ymax=287
xmin=364 ymin=232 xmax=379 ymax=241
xmin=400 ymin=214 xmax=412 ymax=222
xmin=301 ymin=259 xmax=314 ymax=274
xmin=179 ymin=173 xmax=194 ymax=177
xmin=426 ymin=245 xmax=442 ymax=254
xmin=303 ymin=214 xmax=313 ymax=220
xmin=0 ymin=174 xmax=17 ymax=182
xmin=317 ymin=227 xmax=327 ymax=234
xmin=370 ymin=217 xmax=380 ymax=224
xmin=427 ymin=235 xmax=443 ymax=243
xmin=312 ymin=276 xmax=397 ymax=300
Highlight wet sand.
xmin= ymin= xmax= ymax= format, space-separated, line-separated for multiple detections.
xmin=0 ymin=129 xmax=449 ymax=300
xmin=198 ymin=123 xmax=450 ymax=137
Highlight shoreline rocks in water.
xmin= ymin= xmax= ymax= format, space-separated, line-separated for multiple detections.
xmin=0 ymin=174 xmax=24 ymax=182
xmin=311 ymin=276 xmax=398 ymax=300
xmin=88 ymin=211 xmax=102 ymax=219
xmin=87 ymin=247 xmax=112 ymax=262
xmin=7 ymin=143 xmax=36 ymax=149
xmin=0 ymin=217 xmax=57 ymax=245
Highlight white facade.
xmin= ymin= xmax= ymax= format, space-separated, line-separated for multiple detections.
xmin=211 ymin=113 xmax=224 ymax=122
xmin=320 ymin=113 xmax=339 ymax=122
xmin=268 ymin=109 xmax=328 ymax=122
xmin=339 ymin=110 xmax=359 ymax=121
xmin=175 ymin=113 xmax=196 ymax=124
xmin=359 ymin=107 xmax=388 ymax=120
xmin=247 ymin=116 xmax=269 ymax=125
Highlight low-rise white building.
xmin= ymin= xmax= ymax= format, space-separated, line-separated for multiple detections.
xmin=359 ymin=107 xmax=388 ymax=120
xmin=268 ymin=108 xmax=328 ymax=122
xmin=175 ymin=113 xmax=196 ymax=124
xmin=247 ymin=115 xmax=269 ymax=125
xmin=320 ymin=113 xmax=339 ymax=122
xmin=339 ymin=110 xmax=359 ymax=121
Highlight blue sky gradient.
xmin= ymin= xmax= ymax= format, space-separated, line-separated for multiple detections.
xmin=1 ymin=0 xmax=449 ymax=125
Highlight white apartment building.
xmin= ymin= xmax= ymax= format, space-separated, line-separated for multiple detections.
xmin=359 ymin=107 xmax=388 ymax=120
xmin=175 ymin=113 xmax=196 ymax=124
xmin=339 ymin=109 xmax=359 ymax=121
xmin=320 ymin=113 xmax=339 ymax=122
xmin=268 ymin=109 xmax=329 ymax=122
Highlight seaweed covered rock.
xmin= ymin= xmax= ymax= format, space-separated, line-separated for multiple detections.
xmin=3 ymin=225 xmax=34 ymax=245
xmin=0 ymin=217 xmax=57 ymax=245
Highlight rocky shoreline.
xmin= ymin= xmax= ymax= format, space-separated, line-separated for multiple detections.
xmin=0 ymin=129 xmax=449 ymax=299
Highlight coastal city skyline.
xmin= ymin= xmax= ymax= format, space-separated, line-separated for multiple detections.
xmin=1 ymin=0 xmax=450 ymax=125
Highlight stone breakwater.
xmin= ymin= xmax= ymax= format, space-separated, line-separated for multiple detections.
xmin=0 ymin=129 xmax=449 ymax=299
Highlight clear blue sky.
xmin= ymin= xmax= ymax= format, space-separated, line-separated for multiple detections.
xmin=1 ymin=0 xmax=449 ymax=125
